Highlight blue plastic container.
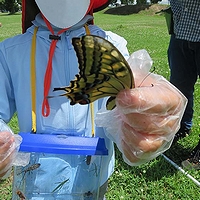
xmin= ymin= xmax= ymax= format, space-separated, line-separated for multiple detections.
xmin=12 ymin=133 xmax=108 ymax=200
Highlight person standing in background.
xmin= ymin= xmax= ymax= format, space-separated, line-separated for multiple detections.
xmin=0 ymin=0 xmax=187 ymax=199
xmin=168 ymin=0 xmax=200 ymax=169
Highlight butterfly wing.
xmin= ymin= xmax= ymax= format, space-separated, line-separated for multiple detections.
xmin=54 ymin=35 xmax=134 ymax=110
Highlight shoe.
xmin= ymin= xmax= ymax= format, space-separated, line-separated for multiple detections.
xmin=181 ymin=139 xmax=200 ymax=170
xmin=173 ymin=126 xmax=190 ymax=143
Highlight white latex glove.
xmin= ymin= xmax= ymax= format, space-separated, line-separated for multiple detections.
xmin=95 ymin=49 xmax=187 ymax=166
xmin=0 ymin=119 xmax=22 ymax=179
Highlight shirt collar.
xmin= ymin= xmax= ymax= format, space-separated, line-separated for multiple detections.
xmin=32 ymin=13 xmax=94 ymax=32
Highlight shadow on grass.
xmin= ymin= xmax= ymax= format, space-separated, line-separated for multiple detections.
xmin=165 ymin=142 xmax=192 ymax=163
xmin=114 ymin=142 xmax=193 ymax=182
xmin=145 ymin=143 xmax=192 ymax=180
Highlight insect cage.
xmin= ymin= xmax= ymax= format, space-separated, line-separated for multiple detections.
xmin=12 ymin=133 xmax=108 ymax=200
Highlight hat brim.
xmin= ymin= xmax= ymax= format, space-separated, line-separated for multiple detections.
xmin=22 ymin=0 xmax=111 ymax=33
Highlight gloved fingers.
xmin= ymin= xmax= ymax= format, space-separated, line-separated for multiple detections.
xmin=0 ymin=131 xmax=13 ymax=144
xmin=0 ymin=130 xmax=22 ymax=179
xmin=0 ymin=134 xmax=15 ymax=155
xmin=121 ymin=139 xmax=139 ymax=163
xmin=116 ymin=82 xmax=184 ymax=115
xmin=121 ymin=112 xmax=180 ymax=135
xmin=121 ymin=122 xmax=164 ymax=153
xmin=0 ymin=149 xmax=15 ymax=174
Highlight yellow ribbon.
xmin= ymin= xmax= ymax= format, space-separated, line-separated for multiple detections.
xmin=30 ymin=27 xmax=38 ymax=133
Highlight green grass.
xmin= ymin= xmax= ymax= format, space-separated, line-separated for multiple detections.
xmin=1 ymin=6 xmax=200 ymax=199
xmin=0 ymin=13 xmax=22 ymax=41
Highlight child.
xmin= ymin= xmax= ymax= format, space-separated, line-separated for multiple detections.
xmin=0 ymin=0 xmax=187 ymax=199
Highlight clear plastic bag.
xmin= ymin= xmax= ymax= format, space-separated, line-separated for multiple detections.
xmin=95 ymin=49 xmax=187 ymax=166
xmin=0 ymin=119 xmax=23 ymax=178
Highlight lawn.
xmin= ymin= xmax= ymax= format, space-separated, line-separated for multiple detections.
xmin=0 ymin=5 xmax=200 ymax=200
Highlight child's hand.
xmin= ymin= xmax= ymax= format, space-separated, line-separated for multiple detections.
xmin=0 ymin=120 xmax=22 ymax=179
xmin=0 ymin=131 xmax=16 ymax=178
xmin=116 ymin=74 xmax=187 ymax=164
xmin=96 ymin=49 xmax=187 ymax=165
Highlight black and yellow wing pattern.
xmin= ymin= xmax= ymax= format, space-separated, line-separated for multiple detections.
xmin=53 ymin=35 xmax=134 ymax=110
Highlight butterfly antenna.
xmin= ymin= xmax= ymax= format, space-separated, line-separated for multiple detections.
xmin=47 ymin=94 xmax=67 ymax=99
xmin=138 ymin=67 xmax=155 ymax=87
xmin=47 ymin=88 xmax=67 ymax=99
xmin=46 ymin=95 xmax=58 ymax=99
xmin=53 ymin=87 xmax=66 ymax=91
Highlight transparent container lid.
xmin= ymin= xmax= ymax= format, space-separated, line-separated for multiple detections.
xmin=19 ymin=132 xmax=108 ymax=155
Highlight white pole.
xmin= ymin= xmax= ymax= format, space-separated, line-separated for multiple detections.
xmin=161 ymin=154 xmax=200 ymax=187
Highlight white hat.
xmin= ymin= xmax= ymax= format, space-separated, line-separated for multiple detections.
xmin=35 ymin=0 xmax=90 ymax=28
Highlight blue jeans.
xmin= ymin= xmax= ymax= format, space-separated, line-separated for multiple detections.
xmin=168 ymin=35 xmax=200 ymax=129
